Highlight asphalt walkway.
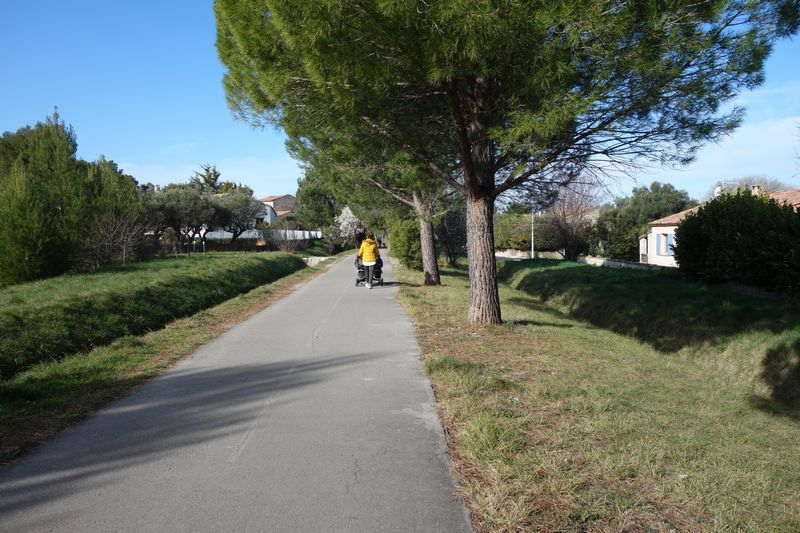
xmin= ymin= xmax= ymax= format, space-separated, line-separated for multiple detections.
xmin=0 ymin=256 xmax=471 ymax=532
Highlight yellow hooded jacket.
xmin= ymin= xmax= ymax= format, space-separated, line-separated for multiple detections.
xmin=358 ymin=238 xmax=380 ymax=263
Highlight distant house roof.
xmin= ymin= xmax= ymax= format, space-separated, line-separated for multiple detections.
xmin=649 ymin=188 xmax=800 ymax=227
xmin=275 ymin=209 xmax=293 ymax=217
xmin=649 ymin=206 xmax=701 ymax=227
xmin=260 ymin=194 xmax=287 ymax=202
xmin=770 ymin=189 xmax=800 ymax=208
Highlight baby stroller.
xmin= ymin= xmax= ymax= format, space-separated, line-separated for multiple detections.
xmin=355 ymin=256 xmax=383 ymax=287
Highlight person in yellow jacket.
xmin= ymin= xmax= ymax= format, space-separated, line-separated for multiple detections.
xmin=357 ymin=232 xmax=381 ymax=289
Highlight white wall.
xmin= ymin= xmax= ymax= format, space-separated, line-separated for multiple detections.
xmin=579 ymin=255 xmax=666 ymax=271
xmin=205 ymin=229 xmax=322 ymax=241
xmin=644 ymin=226 xmax=678 ymax=267
xmin=205 ymin=229 xmax=264 ymax=240
xmin=261 ymin=206 xmax=278 ymax=224
xmin=264 ymin=229 xmax=322 ymax=241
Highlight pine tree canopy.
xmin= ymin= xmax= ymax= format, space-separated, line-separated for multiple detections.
xmin=214 ymin=0 xmax=797 ymax=324
xmin=215 ymin=0 xmax=796 ymax=198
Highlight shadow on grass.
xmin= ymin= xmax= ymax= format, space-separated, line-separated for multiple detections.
xmin=749 ymin=339 xmax=800 ymax=419
xmin=0 ymin=351 xmax=386 ymax=524
xmin=497 ymin=259 xmax=800 ymax=355
xmin=445 ymin=270 xmax=469 ymax=280
xmin=378 ymin=281 xmax=421 ymax=288
xmin=504 ymin=319 xmax=575 ymax=329
xmin=747 ymin=396 xmax=800 ymax=422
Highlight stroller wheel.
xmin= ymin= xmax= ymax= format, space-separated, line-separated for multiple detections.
xmin=355 ymin=280 xmax=360 ymax=286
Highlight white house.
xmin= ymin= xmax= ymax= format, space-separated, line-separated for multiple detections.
xmin=259 ymin=194 xmax=296 ymax=217
xmin=639 ymin=187 xmax=800 ymax=267
xmin=638 ymin=206 xmax=698 ymax=267
xmin=258 ymin=203 xmax=279 ymax=225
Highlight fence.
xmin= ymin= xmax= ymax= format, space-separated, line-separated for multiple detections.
xmin=205 ymin=229 xmax=322 ymax=242
xmin=263 ymin=229 xmax=322 ymax=241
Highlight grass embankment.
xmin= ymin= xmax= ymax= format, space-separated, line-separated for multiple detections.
xmin=297 ymin=239 xmax=333 ymax=257
xmin=0 ymin=255 xmax=340 ymax=463
xmin=0 ymin=252 xmax=305 ymax=379
xmin=398 ymin=260 xmax=800 ymax=532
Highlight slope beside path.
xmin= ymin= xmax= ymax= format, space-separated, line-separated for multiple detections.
xmin=0 ymin=256 xmax=471 ymax=532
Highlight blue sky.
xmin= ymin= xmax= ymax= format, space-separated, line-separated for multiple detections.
xmin=1 ymin=1 xmax=798 ymax=201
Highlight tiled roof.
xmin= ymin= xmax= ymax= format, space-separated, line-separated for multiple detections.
xmin=649 ymin=206 xmax=701 ymax=227
xmin=275 ymin=209 xmax=293 ymax=217
xmin=648 ymin=188 xmax=800 ymax=227
xmin=770 ymin=189 xmax=800 ymax=207
xmin=260 ymin=194 xmax=286 ymax=202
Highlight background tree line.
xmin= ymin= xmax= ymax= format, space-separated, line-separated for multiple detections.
xmin=0 ymin=113 xmax=268 ymax=284
xmin=492 ymin=176 xmax=795 ymax=263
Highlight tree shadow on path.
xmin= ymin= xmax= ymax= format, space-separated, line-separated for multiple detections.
xmin=0 ymin=351 xmax=386 ymax=521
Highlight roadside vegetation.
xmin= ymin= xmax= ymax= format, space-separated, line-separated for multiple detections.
xmin=0 ymin=252 xmax=305 ymax=379
xmin=0 ymin=256 xmax=339 ymax=464
xmin=296 ymin=239 xmax=333 ymax=257
xmin=0 ymin=114 xmax=317 ymax=286
xmin=399 ymin=260 xmax=800 ymax=531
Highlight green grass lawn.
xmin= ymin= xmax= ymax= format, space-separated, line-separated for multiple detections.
xmin=0 ymin=252 xmax=291 ymax=307
xmin=0 ymin=252 xmax=306 ymax=378
xmin=0 ymin=256 xmax=338 ymax=464
xmin=398 ymin=260 xmax=800 ymax=532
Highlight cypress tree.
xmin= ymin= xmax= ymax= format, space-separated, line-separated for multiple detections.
xmin=0 ymin=113 xmax=83 ymax=282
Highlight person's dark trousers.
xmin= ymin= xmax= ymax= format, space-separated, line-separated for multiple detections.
xmin=365 ymin=264 xmax=374 ymax=286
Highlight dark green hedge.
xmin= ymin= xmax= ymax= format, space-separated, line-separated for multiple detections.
xmin=0 ymin=252 xmax=305 ymax=379
xmin=674 ymin=192 xmax=800 ymax=292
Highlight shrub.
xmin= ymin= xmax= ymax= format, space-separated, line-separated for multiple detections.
xmin=533 ymin=216 xmax=565 ymax=252
xmin=494 ymin=212 xmax=531 ymax=250
xmin=0 ymin=252 xmax=306 ymax=379
xmin=0 ymin=114 xmax=84 ymax=283
xmin=494 ymin=212 xmax=565 ymax=252
xmin=389 ymin=218 xmax=422 ymax=270
xmin=674 ymin=191 xmax=800 ymax=292
xmin=318 ymin=224 xmax=346 ymax=254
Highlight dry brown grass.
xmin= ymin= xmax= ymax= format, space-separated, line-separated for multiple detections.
xmin=398 ymin=263 xmax=800 ymax=532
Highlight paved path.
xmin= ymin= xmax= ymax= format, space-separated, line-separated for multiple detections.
xmin=0 ymin=256 xmax=471 ymax=532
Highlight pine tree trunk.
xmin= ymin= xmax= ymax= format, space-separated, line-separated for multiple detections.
xmin=413 ymin=193 xmax=441 ymax=285
xmin=451 ymin=76 xmax=502 ymax=324
xmin=418 ymin=216 xmax=440 ymax=285
xmin=466 ymin=193 xmax=502 ymax=324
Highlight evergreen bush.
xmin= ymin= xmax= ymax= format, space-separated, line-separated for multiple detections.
xmin=389 ymin=218 xmax=423 ymax=270
xmin=0 ymin=114 xmax=84 ymax=283
xmin=494 ymin=213 xmax=531 ymax=250
xmin=674 ymin=191 xmax=800 ymax=292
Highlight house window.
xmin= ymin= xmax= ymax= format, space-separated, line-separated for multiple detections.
xmin=655 ymin=233 xmax=675 ymax=256
xmin=657 ymin=233 xmax=675 ymax=256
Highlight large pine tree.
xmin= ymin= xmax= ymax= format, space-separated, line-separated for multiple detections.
xmin=215 ymin=0 xmax=797 ymax=324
